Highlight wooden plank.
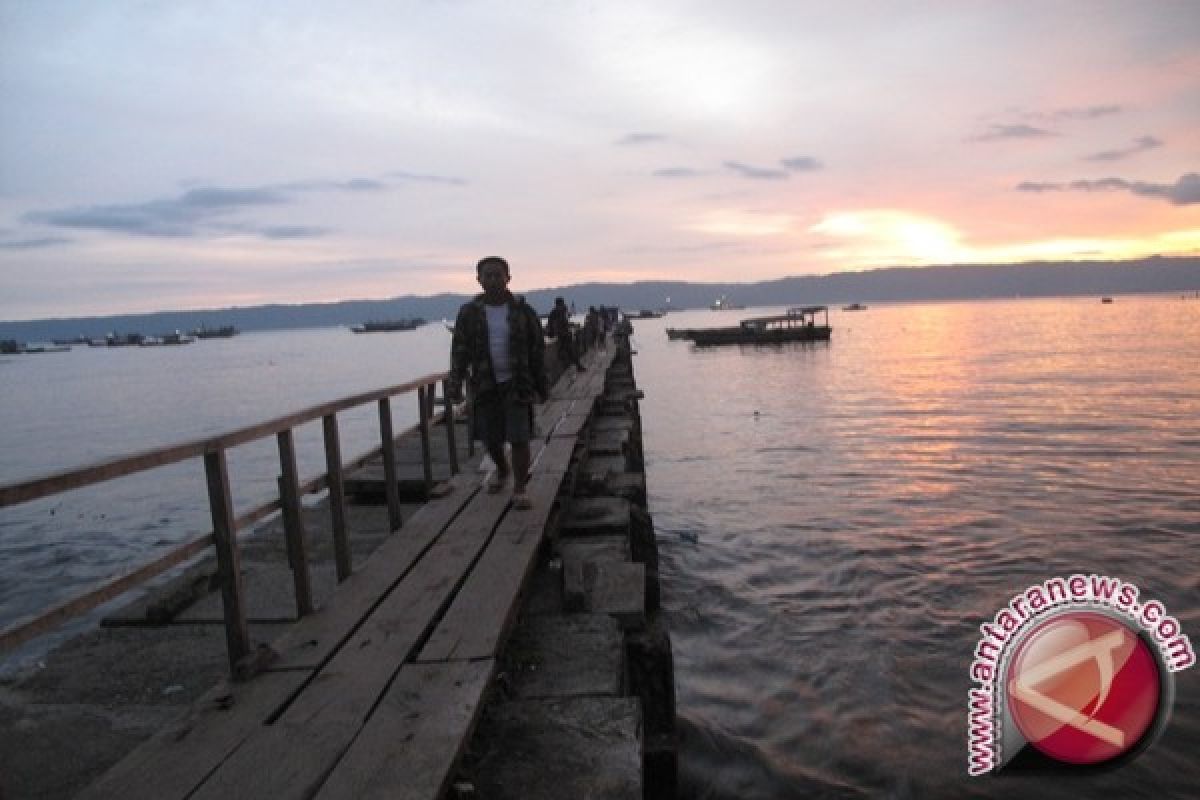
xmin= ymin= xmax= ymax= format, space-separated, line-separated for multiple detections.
xmin=277 ymin=429 xmax=314 ymax=617
xmin=378 ymin=397 xmax=403 ymax=530
xmin=204 ymin=450 xmax=251 ymax=675
xmin=189 ymin=488 xmax=513 ymax=800
xmin=78 ymin=670 xmax=311 ymax=800
xmin=553 ymin=410 xmax=593 ymax=439
xmin=417 ymin=385 xmax=434 ymax=490
xmin=314 ymin=660 xmax=495 ymax=800
xmin=417 ymin=472 xmax=559 ymax=662
xmin=532 ymin=437 xmax=577 ymax=477
xmin=323 ymin=414 xmax=352 ymax=582
xmin=442 ymin=380 xmax=459 ymax=474
xmin=267 ymin=468 xmax=483 ymax=670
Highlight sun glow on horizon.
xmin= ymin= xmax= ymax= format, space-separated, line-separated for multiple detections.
xmin=809 ymin=210 xmax=1200 ymax=269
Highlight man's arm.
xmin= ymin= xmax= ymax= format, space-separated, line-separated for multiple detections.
xmin=447 ymin=304 xmax=471 ymax=403
xmin=526 ymin=304 xmax=548 ymax=402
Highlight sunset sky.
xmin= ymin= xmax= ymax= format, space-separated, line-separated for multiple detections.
xmin=1 ymin=1 xmax=1197 ymax=320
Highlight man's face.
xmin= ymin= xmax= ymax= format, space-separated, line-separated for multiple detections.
xmin=477 ymin=262 xmax=510 ymax=296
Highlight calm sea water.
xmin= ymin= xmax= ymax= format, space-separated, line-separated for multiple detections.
xmin=0 ymin=325 xmax=453 ymax=639
xmin=2 ymin=297 xmax=1198 ymax=798
xmin=631 ymin=296 xmax=1200 ymax=798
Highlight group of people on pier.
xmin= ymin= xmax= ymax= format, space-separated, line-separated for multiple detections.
xmin=446 ymin=256 xmax=616 ymax=512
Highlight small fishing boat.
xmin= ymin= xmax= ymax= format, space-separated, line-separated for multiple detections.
xmin=1101 ymin=296 xmax=1114 ymax=304
xmin=665 ymin=328 xmax=696 ymax=341
xmin=688 ymin=306 xmax=831 ymax=346
xmin=842 ymin=303 xmax=868 ymax=311
xmin=350 ymin=318 xmax=425 ymax=333
xmin=192 ymin=325 xmax=239 ymax=338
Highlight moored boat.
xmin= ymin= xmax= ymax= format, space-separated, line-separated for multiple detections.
xmin=350 ymin=318 xmax=426 ymax=333
xmin=842 ymin=303 xmax=868 ymax=311
xmin=665 ymin=328 xmax=696 ymax=341
xmin=688 ymin=306 xmax=831 ymax=346
xmin=192 ymin=325 xmax=239 ymax=338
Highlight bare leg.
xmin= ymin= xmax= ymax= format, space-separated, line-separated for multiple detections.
xmin=488 ymin=442 xmax=509 ymax=478
xmin=511 ymin=441 xmax=531 ymax=493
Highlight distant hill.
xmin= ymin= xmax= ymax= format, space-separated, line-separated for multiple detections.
xmin=2 ymin=256 xmax=1197 ymax=343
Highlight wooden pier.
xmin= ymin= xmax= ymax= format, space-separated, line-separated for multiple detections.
xmin=1 ymin=329 xmax=672 ymax=799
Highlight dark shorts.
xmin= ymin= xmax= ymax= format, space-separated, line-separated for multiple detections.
xmin=473 ymin=382 xmax=533 ymax=448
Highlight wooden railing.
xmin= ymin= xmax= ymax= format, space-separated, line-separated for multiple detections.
xmin=0 ymin=372 xmax=466 ymax=675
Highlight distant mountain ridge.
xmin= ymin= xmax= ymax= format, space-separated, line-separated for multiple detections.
xmin=3 ymin=256 xmax=1197 ymax=342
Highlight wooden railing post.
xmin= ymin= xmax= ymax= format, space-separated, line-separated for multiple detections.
xmin=417 ymin=385 xmax=434 ymax=495
xmin=443 ymin=378 xmax=459 ymax=475
xmin=378 ymin=397 xmax=403 ymax=531
xmin=277 ymin=429 xmax=314 ymax=617
xmin=466 ymin=386 xmax=475 ymax=457
xmin=204 ymin=449 xmax=251 ymax=677
xmin=322 ymin=413 xmax=352 ymax=581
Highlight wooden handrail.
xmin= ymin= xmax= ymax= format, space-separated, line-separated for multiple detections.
xmin=0 ymin=371 xmax=456 ymax=666
xmin=0 ymin=372 xmax=448 ymax=507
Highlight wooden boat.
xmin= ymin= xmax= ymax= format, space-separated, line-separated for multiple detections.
xmin=665 ymin=328 xmax=696 ymax=341
xmin=688 ymin=306 xmax=832 ymax=346
xmin=842 ymin=303 xmax=868 ymax=311
xmin=192 ymin=325 xmax=238 ymax=338
xmin=1101 ymin=296 xmax=1114 ymax=304
xmin=350 ymin=318 xmax=425 ymax=333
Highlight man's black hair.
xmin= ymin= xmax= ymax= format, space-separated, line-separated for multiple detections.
xmin=476 ymin=256 xmax=510 ymax=277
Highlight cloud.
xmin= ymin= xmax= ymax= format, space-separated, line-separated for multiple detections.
xmin=781 ymin=156 xmax=822 ymax=172
xmin=1032 ymin=104 xmax=1123 ymax=122
xmin=20 ymin=176 xmax=403 ymax=239
xmin=724 ymin=161 xmax=789 ymax=180
xmin=382 ymin=171 xmax=467 ymax=186
xmin=283 ymin=178 xmax=389 ymax=192
xmin=24 ymin=187 xmax=289 ymax=238
xmin=971 ymin=124 xmax=1057 ymax=142
xmin=616 ymin=132 xmax=667 ymax=146
xmin=1016 ymin=172 xmax=1200 ymax=205
xmin=1084 ymin=135 xmax=1163 ymax=162
xmin=652 ymin=167 xmax=705 ymax=178
xmin=0 ymin=236 xmax=72 ymax=250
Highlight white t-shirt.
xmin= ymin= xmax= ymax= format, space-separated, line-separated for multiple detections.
xmin=485 ymin=304 xmax=512 ymax=383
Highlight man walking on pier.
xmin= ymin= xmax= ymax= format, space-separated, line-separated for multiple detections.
xmin=547 ymin=296 xmax=585 ymax=372
xmin=447 ymin=256 xmax=548 ymax=510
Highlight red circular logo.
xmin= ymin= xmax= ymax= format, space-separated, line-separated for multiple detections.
xmin=1006 ymin=611 xmax=1161 ymax=765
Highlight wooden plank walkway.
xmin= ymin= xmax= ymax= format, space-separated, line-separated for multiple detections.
xmin=80 ymin=345 xmax=617 ymax=800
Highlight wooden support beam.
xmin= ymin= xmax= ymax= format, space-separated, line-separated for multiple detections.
xmin=323 ymin=413 xmax=352 ymax=582
xmin=277 ymin=429 xmax=314 ymax=618
xmin=417 ymin=385 xmax=434 ymax=494
xmin=203 ymin=449 xmax=252 ymax=677
xmin=378 ymin=397 xmax=402 ymax=531
xmin=443 ymin=380 xmax=459 ymax=475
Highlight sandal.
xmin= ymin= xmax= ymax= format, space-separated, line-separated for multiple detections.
xmin=512 ymin=491 xmax=532 ymax=510
xmin=487 ymin=471 xmax=508 ymax=494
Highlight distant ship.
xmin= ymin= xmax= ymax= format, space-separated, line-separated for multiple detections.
xmin=192 ymin=325 xmax=239 ymax=339
xmin=842 ymin=303 xmax=868 ymax=311
xmin=711 ymin=295 xmax=744 ymax=311
xmin=350 ymin=318 xmax=425 ymax=333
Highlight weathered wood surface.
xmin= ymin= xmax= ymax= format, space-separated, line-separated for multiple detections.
xmin=417 ymin=472 xmax=559 ymax=662
xmin=83 ymin=346 xmax=613 ymax=800
xmin=314 ymin=660 xmax=495 ymax=800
